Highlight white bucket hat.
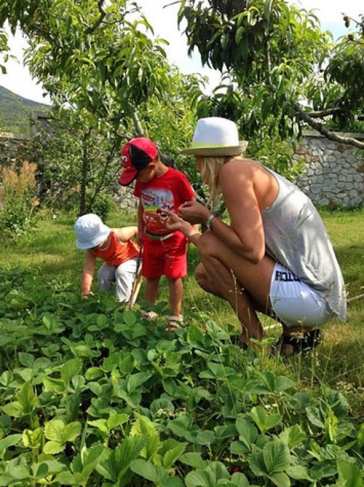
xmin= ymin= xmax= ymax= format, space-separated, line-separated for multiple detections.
xmin=183 ymin=117 xmax=247 ymax=156
xmin=74 ymin=214 xmax=111 ymax=250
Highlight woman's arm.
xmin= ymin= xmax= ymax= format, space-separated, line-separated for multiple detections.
xmin=81 ymin=251 xmax=96 ymax=297
xmin=176 ymin=164 xmax=265 ymax=263
xmin=217 ymin=162 xmax=265 ymax=263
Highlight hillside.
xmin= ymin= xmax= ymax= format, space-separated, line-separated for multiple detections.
xmin=0 ymin=85 xmax=50 ymax=137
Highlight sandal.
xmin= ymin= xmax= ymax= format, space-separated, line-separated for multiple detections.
xmin=273 ymin=329 xmax=322 ymax=357
xmin=141 ymin=310 xmax=159 ymax=321
xmin=166 ymin=315 xmax=184 ymax=332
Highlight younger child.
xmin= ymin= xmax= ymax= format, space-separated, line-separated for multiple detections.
xmin=119 ymin=137 xmax=195 ymax=330
xmin=74 ymin=213 xmax=140 ymax=302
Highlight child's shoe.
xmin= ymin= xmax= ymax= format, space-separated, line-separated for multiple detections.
xmin=166 ymin=315 xmax=184 ymax=332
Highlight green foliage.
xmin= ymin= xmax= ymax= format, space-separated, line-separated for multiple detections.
xmin=179 ymin=0 xmax=364 ymax=150
xmin=0 ymin=161 xmax=39 ymax=237
xmin=0 ymin=27 xmax=8 ymax=74
xmin=0 ymin=265 xmax=363 ymax=485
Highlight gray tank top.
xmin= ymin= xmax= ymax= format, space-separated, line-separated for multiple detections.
xmin=262 ymin=168 xmax=347 ymax=321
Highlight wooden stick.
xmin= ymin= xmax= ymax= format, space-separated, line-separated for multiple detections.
xmin=347 ymin=293 xmax=364 ymax=303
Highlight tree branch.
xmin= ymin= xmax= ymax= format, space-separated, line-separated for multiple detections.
xmin=306 ymin=107 xmax=343 ymax=118
xmin=86 ymin=0 xmax=106 ymax=34
xmin=294 ymin=103 xmax=364 ymax=149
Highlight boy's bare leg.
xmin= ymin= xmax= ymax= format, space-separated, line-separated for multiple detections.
xmin=168 ymin=277 xmax=183 ymax=317
xmin=145 ymin=277 xmax=160 ymax=306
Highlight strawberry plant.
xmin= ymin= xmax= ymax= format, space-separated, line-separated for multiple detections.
xmin=0 ymin=268 xmax=363 ymax=486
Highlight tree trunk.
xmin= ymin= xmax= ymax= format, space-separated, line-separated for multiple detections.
xmin=79 ymin=130 xmax=91 ymax=215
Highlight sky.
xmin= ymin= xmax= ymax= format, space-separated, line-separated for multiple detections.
xmin=0 ymin=0 xmax=362 ymax=105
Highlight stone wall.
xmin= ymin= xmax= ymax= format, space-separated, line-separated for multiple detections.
xmin=0 ymin=134 xmax=32 ymax=167
xmin=294 ymin=131 xmax=364 ymax=208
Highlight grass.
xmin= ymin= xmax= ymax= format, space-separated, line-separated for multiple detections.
xmin=1 ymin=207 xmax=363 ymax=418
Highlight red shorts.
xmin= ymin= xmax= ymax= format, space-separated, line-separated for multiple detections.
xmin=141 ymin=231 xmax=187 ymax=279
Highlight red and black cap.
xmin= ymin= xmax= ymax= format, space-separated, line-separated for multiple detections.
xmin=119 ymin=137 xmax=158 ymax=186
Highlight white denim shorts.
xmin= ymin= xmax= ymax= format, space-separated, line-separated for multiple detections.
xmin=269 ymin=263 xmax=332 ymax=328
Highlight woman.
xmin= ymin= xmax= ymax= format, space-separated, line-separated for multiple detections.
xmin=166 ymin=117 xmax=346 ymax=354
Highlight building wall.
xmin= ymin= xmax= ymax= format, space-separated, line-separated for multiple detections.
xmin=294 ymin=131 xmax=364 ymax=208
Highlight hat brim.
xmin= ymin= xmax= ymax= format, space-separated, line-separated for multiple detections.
xmin=182 ymin=141 xmax=247 ymax=157
xmin=119 ymin=166 xmax=138 ymax=186
xmin=76 ymin=225 xmax=110 ymax=250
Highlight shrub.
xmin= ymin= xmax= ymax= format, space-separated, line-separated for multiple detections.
xmin=89 ymin=192 xmax=115 ymax=220
xmin=0 ymin=161 xmax=39 ymax=237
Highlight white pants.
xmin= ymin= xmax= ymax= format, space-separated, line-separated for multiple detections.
xmin=97 ymin=258 xmax=139 ymax=303
xmin=269 ymin=263 xmax=332 ymax=328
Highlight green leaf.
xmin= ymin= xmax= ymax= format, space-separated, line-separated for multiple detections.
xmin=279 ymin=425 xmax=306 ymax=448
xmin=130 ymin=459 xmax=158 ymax=482
xmin=107 ymin=413 xmax=128 ymax=430
xmin=337 ymin=460 xmax=363 ymax=487
xmin=236 ymin=416 xmax=258 ymax=449
xmin=263 ymin=440 xmax=290 ymax=474
xmin=61 ymin=358 xmax=83 ymax=385
xmin=85 ymin=367 xmax=103 ymax=380
xmin=163 ymin=442 xmax=186 ymax=468
xmin=231 ymin=472 xmax=250 ymax=487
xmin=34 ymin=463 xmax=49 ymax=478
xmin=126 ymin=372 xmax=152 ymax=393
xmin=250 ymin=406 xmax=281 ymax=433
xmin=55 ymin=471 xmax=76 ymax=485
xmin=88 ymin=419 xmax=108 ymax=434
xmin=286 ymin=465 xmax=311 ymax=481
xmin=18 ymin=352 xmax=34 ymax=368
xmin=0 ymin=434 xmax=22 ymax=450
xmin=180 ymin=452 xmax=206 ymax=469
xmin=45 ymin=419 xmax=65 ymax=442
xmin=44 ymin=440 xmax=64 ymax=454
xmin=63 ymin=422 xmax=82 ymax=442
xmin=1 ymin=401 xmax=23 ymax=417
xmin=8 ymin=463 xmax=29 ymax=480
xmin=123 ymin=309 xmax=137 ymax=326
xmin=269 ymin=472 xmax=291 ymax=487
xmin=96 ymin=314 xmax=109 ymax=328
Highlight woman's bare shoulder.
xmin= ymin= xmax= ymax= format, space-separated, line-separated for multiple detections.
xmin=220 ymin=157 xmax=259 ymax=181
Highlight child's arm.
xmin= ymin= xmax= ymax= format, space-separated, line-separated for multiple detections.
xmin=113 ymin=226 xmax=138 ymax=242
xmin=81 ymin=251 xmax=96 ymax=298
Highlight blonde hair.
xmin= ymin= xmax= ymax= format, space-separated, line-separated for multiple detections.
xmin=199 ymin=156 xmax=230 ymax=210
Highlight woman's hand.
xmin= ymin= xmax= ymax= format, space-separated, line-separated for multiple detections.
xmin=165 ymin=211 xmax=193 ymax=236
xmin=178 ymin=200 xmax=211 ymax=225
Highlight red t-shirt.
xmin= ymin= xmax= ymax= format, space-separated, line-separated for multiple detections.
xmin=134 ymin=168 xmax=195 ymax=235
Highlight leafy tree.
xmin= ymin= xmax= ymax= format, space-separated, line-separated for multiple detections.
xmin=0 ymin=27 xmax=8 ymax=73
xmin=178 ymin=0 xmax=364 ymax=150
xmin=0 ymin=0 xmax=174 ymax=213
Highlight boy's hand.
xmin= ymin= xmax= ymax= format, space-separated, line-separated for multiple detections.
xmin=178 ymin=200 xmax=211 ymax=225
xmin=165 ymin=211 xmax=199 ymax=239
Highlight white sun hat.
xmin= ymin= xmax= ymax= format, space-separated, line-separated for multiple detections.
xmin=183 ymin=117 xmax=247 ymax=156
xmin=74 ymin=213 xmax=111 ymax=250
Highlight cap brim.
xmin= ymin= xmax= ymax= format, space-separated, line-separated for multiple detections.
xmin=119 ymin=166 xmax=138 ymax=186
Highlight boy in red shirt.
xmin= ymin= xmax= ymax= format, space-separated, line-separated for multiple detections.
xmin=119 ymin=137 xmax=195 ymax=330
xmin=74 ymin=213 xmax=140 ymax=302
